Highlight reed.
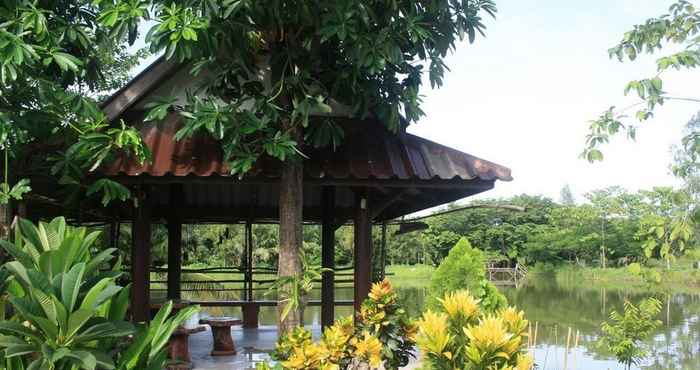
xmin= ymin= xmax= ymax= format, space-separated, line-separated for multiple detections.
xmin=563 ymin=327 xmax=572 ymax=370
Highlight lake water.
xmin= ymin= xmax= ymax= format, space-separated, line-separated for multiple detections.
xmin=501 ymin=273 xmax=700 ymax=370
xmin=192 ymin=273 xmax=700 ymax=370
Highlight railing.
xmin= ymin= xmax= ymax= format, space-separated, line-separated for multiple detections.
xmin=146 ymin=265 xmax=356 ymax=301
xmin=486 ymin=263 xmax=528 ymax=286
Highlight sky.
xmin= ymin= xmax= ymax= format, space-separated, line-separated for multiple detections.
xmin=407 ymin=0 xmax=700 ymax=203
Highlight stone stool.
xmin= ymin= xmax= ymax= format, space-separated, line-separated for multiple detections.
xmin=167 ymin=326 xmax=206 ymax=369
xmin=198 ymin=317 xmax=243 ymax=356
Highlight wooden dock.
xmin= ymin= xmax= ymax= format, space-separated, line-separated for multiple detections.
xmin=487 ymin=263 xmax=528 ymax=286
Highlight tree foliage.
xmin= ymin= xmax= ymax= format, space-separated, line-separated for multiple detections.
xmin=583 ymin=0 xmax=700 ymax=163
xmin=600 ymin=298 xmax=663 ymax=370
xmin=0 ymin=1 xmax=152 ymax=207
xmin=130 ymin=0 xmax=499 ymax=174
xmin=429 ymin=238 xmax=506 ymax=312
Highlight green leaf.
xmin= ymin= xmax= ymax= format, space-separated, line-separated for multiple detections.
xmin=61 ymin=263 xmax=86 ymax=312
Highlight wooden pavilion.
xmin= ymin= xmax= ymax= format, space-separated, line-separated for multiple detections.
xmin=21 ymin=58 xmax=513 ymax=328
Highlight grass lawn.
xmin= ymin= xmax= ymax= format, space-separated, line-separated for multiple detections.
xmin=546 ymin=256 xmax=700 ymax=294
xmin=386 ymin=264 xmax=435 ymax=289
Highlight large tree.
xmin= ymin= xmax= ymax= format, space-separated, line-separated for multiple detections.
xmin=135 ymin=0 xmax=499 ymax=331
xmin=3 ymin=0 xmax=499 ymax=331
xmin=0 ymin=1 xmax=149 ymax=238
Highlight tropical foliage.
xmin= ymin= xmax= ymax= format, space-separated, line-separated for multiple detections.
xmin=415 ymin=290 xmax=533 ymax=370
xmin=0 ymin=0 xmax=150 ymax=206
xmin=257 ymin=279 xmax=416 ymax=370
xmin=600 ymin=298 xmax=663 ymax=370
xmin=0 ymin=217 xmax=197 ymax=370
xmin=266 ymin=251 xmax=328 ymax=324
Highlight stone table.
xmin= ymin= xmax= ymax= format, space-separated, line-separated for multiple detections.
xmin=199 ymin=317 xmax=243 ymax=356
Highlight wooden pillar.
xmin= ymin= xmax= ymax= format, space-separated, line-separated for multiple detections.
xmin=167 ymin=218 xmax=182 ymax=300
xmin=245 ymin=221 xmax=253 ymax=302
xmin=109 ymin=221 xmax=120 ymax=250
xmin=321 ymin=187 xmax=336 ymax=328
xmin=167 ymin=184 xmax=183 ymax=301
xmin=353 ymin=193 xmax=372 ymax=312
xmin=131 ymin=191 xmax=152 ymax=322
xmin=380 ymin=222 xmax=387 ymax=280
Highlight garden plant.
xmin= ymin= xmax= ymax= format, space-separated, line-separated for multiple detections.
xmin=0 ymin=217 xmax=197 ymax=370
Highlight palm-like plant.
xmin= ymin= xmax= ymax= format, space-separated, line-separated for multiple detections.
xmin=268 ymin=250 xmax=329 ymax=324
xmin=0 ymin=217 xmax=197 ymax=370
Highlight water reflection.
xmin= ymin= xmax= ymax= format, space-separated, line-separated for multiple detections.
xmin=502 ymin=273 xmax=700 ymax=370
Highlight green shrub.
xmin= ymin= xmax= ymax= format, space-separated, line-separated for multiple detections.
xmin=600 ymin=298 xmax=662 ymax=370
xmin=0 ymin=217 xmax=197 ymax=370
xmin=429 ymin=238 xmax=506 ymax=312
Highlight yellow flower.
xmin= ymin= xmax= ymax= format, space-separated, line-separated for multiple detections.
xmin=351 ymin=331 xmax=383 ymax=368
xmin=321 ymin=323 xmax=352 ymax=361
xmin=368 ymin=279 xmax=395 ymax=302
xmin=464 ymin=316 xmax=516 ymax=355
xmin=416 ymin=311 xmax=451 ymax=356
xmin=500 ymin=307 xmax=528 ymax=334
xmin=403 ymin=322 xmax=418 ymax=343
xmin=515 ymin=353 xmax=535 ymax=370
xmin=439 ymin=290 xmax=480 ymax=320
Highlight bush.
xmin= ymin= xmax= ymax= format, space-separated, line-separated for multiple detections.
xmin=429 ymin=238 xmax=506 ymax=312
xmin=258 ymin=279 xmax=416 ymax=370
xmin=416 ymin=290 xmax=533 ymax=370
xmin=0 ymin=217 xmax=197 ymax=370
xmin=600 ymin=298 xmax=662 ymax=370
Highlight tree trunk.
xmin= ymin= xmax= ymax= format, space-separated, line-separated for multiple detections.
xmin=277 ymin=159 xmax=303 ymax=332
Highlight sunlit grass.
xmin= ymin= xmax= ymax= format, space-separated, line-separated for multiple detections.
xmin=386 ymin=264 xmax=435 ymax=289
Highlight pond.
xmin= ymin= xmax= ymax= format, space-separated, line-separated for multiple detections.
xmin=188 ymin=273 xmax=700 ymax=370
xmin=501 ymin=273 xmax=700 ymax=370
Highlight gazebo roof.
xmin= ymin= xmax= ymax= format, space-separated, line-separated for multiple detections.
xmin=98 ymin=109 xmax=511 ymax=222
xmin=22 ymin=58 xmax=512 ymax=224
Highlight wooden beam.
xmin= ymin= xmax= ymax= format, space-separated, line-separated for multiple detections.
xmin=353 ymin=193 xmax=372 ymax=312
xmin=131 ymin=191 xmax=152 ymax=322
xmin=101 ymin=57 xmax=181 ymax=122
xmin=370 ymin=189 xmax=408 ymax=220
xmin=104 ymin=174 xmax=496 ymax=190
xmin=321 ymin=186 xmax=336 ymax=328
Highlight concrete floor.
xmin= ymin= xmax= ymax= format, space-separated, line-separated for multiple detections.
xmin=186 ymin=326 xmax=421 ymax=370
xmin=189 ymin=326 xmax=283 ymax=370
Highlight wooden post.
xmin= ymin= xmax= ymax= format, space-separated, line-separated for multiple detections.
xmin=109 ymin=220 xmax=120 ymax=250
xmin=353 ymin=193 xmax=372 ymax=312
xmin=167 ymin=217 xmax=182 ymax=300
xmin=321 ymin=187 xmax=336 ymax=328
xmin=380 ymin=222 xmax=387 ymax=280
xmin=245 ymin=221 xmax=253 ymax=302
xmin=167 ymin=184 xmax=183 ymax=301
xmin=131 ymin=191 xmax=152 ymax=322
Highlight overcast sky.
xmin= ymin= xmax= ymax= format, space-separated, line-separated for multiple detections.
xmin=408 ymin=0 xmax=700 ymax=204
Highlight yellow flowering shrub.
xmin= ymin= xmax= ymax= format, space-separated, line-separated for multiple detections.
xmin=416 ymin=290 xmax=533 ymax=370
xmin=258 ymin=279 xmax=416 ymax=370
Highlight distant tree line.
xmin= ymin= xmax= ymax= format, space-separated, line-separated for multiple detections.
xmin=103 ymin=184 xmax=695 ymax=271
